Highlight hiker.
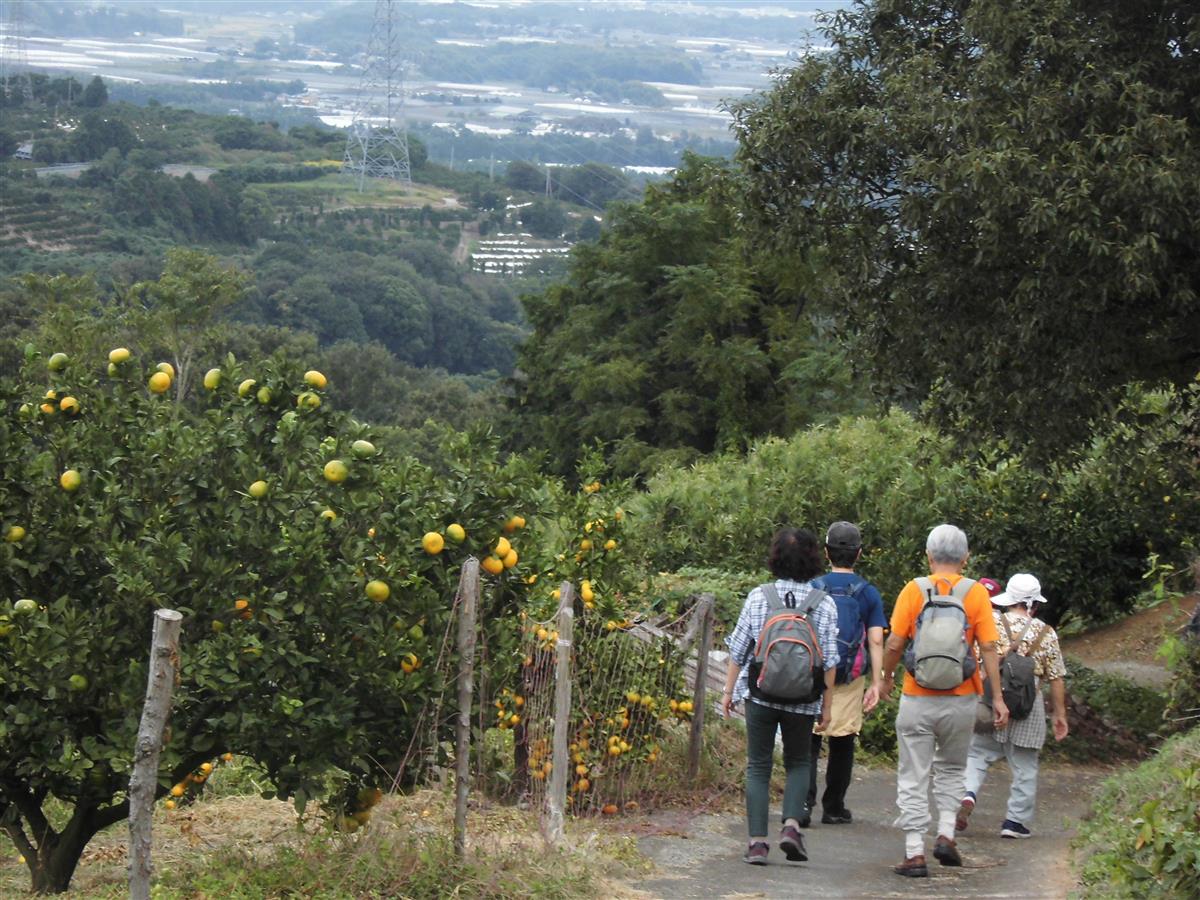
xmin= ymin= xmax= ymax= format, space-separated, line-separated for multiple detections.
xmin=803 ymin=521 xmax=887 ymax=826
xmin=958 ymin=573 xmax=1069 ymax=839
xmin=721 ymin=527 xmax=840 ymax=866
xmin=879 ymin=524 xmax=1009 ymax=878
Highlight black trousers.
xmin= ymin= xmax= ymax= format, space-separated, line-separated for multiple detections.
xmin=807 ymin=732 xmax=856 ymax=814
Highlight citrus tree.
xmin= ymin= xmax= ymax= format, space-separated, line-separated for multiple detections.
xmin=0 ymin=344 xmax=547 ymax=893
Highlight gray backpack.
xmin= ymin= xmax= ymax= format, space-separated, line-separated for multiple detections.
xmin=902 ymin=577 xmax=978 ymax=690
xmin=747 ymin=584 xmax=826 ymax=704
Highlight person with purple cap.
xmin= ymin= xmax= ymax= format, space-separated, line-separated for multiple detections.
xmin=957 ymin=573 xmax=1069 ymax=839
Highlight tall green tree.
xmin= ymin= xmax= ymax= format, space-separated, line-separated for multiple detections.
xmin=511 ymin=154 xmax=865 ymax=477
xmin=731 ymin=0 xmax=1200 ymax=452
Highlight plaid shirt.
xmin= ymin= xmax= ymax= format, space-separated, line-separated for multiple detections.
xmin=986 ymin=610 xmax=1067 ymax=750
xmin=725 ymin=580 xmax=840 ymax=716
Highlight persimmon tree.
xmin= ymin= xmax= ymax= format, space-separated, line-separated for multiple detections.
xmin=0 ymin=340 xmax=546 ymax=893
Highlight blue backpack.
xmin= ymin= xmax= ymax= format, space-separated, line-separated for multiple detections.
xmin=812 ymin=575 xmax=870 ymax=685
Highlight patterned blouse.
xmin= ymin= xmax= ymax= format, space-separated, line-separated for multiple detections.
xmin=986 ymin=610 xmax=1067 ymax=749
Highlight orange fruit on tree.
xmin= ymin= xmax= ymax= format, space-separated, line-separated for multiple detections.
xmin=156 ymin=362 xmax=175 ymax=379
xmin=203 ymin=368 xmax=221 ymax=390
xmin=108 ymin=347 xmax=131 ymax=364
xmin=47 ymin=352 xmax=68 ymax=371
xmin=248 ymin=480 xmax=268 ymax=499
xmin=493 ymin=536 xmax=511 ymax=558
xmin=170 ymin=784 xmax=185 ymax=797
xmin=148 ymin=371 xmax=171 ymax=394
xmin=304 ymin=370 xmax=327 ymax=389
xmin=481 ymin=556 xmax=504 ymax=575
xmin=365 ymin=580 xmax=390 ymax=602
xmin=502 ymin=548 xmax=518 ymax=569
xmin=237 ymin=378 xmax=256 ymax=397
xmin=421 ymin=532 xmax=445 ymax=555
xmin=4 ymin=525 xmax=26 ymax=543
xmin=323 ymin=459 xmax=349 ymax=483
xmin=59 ymin=469 xmax=82 ymax=492
xmin=59 ymin=396 xmax=79 ymax=414
xmin=601 ymin=803 xmax=618 ymax=815
xmin=446 ymin=523 xmax=466 ymax=543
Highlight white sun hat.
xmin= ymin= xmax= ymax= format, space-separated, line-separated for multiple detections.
xmin=993 ymin=572 xmax=1047 ymax=607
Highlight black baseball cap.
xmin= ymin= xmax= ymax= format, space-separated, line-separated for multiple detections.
xmin=825 ymin=521 xmax=862 ymax=550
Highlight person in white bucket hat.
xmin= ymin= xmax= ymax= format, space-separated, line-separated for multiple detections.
xmin=958 ymin=573 xmax=1069 ymax=839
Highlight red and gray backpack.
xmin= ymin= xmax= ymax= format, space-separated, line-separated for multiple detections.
xmin=747 ymin=584 xmax=827 ymax=704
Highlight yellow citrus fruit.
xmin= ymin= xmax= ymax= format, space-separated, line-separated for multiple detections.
xmin=481 ymin=556 xmax=504 ymax=575
xmin=679 ymin=700 xmax=693 ymax=713
xmin=59 ymin=469 xmax=81 ymax=492
xmin=148 ymin=371 xmax=171 ymax=394
xmin=248 ymin=480 xmax=268 ymax=499
xmin=164 ymin=799 xmax=176 ymax=811
xmin=109 ymin=347 xmax=131 ymax=364
xmin=502 ymin=548 xmax=518 ymax=569
xmin=47 ymin=352 xmax=68 ymax=371
xmin=199 ymin=762 xmax=213 ymax=775
xmin=604 ymin=539 xmax=617 ymax=551
xmin=580 ymin=581 xmax=594 ymax=603
xmin=156 ymin=362 xmax=176 ymax=379
xmin=234 ymin=598 xmax=249 ymax=610
xmin=256 ymin=386 xmax=272 ymax=404
xmin=365 ymin=580 xmax=390 ymax=602
xmin=422 ymin=532 xmax=445 ymax=555
xmin=5 ymin=525 xmax=26 ymax=543
xmin=580 ymin=539 xmax=592 ymax=552
xmin=57 ymin=396 xmax=79 ymax=414
xmin=39 ymin=402 xmax=56 ymax=415
xmin=351 ymin=439 xmax=376 ymax=458
xmin=575 ymin=764 xmax=588 ymax=776
xmin=297 ymin=391 xmax=321 ymax=409
xmin=222 ymin=753 xmax=233 ymax=762
xmin=320 ymin=508 xmax=337 ymax=521
xmin=446 ymin=523 xmax=466 ymax=543
xmin=323 ymin=459 xmax=349 ymax=483
xmin=536 ymin=627 xmax=549 ymax=641
xmin=201 ymin=368 xmax=220 ymax=390
xmin=304 ymin=370 xmax=327 ymax=389
xmin=510 ymin=714 xmax=520 ymax=726
xmin=238 ymin=378 xmax=256 ymax=397
xmin=170 ymin=784 xmax=185 ymax=798
xmin=494 ymin=536 xmax=511 ymax=558
xmin=577 ymin=778 xmax=590 ymax=792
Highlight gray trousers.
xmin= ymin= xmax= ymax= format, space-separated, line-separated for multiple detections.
xmin=894 ymin=694 xmax=977 ymax=834
xmin=964 ymin=731 xmax=1040 ymax=826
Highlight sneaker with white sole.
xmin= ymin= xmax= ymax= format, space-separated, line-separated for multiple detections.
xmin=1000 ymin=819 xmax=1031 ymax=839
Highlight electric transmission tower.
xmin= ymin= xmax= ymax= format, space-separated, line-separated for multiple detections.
xmin=343 ymin=0 xmax=412 ymax=191
xmin=1 ymin=0 xmax=35 ymax=105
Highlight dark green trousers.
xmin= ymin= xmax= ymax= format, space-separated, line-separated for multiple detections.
xmin=744 ymin=698 xmax=815 ymax=836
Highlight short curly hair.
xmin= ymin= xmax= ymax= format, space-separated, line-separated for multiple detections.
xmin=767 ymin=528 xmax=824 ymax=582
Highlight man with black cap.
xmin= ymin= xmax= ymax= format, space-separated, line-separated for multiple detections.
xmin=803 ymin=521 xmax=888 ymax=826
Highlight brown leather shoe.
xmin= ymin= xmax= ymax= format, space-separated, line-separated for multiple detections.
xmin=934 ymin=835 xmax=963 ymax=867
xmin=893 ymin=854 xmax=928 ymax=877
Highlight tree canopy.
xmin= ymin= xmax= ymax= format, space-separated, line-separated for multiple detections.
xmin=510 ymin=154 xmax=866 ymax=477
xmin=731 ymin=0 xmax=1200 ymax=452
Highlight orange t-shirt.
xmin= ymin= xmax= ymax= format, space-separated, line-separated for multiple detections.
xmin=890 ymin=574 xmax=999 ymax=696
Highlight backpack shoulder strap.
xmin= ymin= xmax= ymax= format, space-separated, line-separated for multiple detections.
xmin=811 ymin=576 xmax=827 ymax=591
xmin=1024 ymin=620 xmax=1053 ymax=658
xmin=799 ymin=587 xmax=826 ymax=616
xmin=1000 ymin=613 xmax=1015 ymax=645
xmin=760 ymin=583 xmax=784 ymax=612
xmin=949 ymin=577 xmax=976 ymax=602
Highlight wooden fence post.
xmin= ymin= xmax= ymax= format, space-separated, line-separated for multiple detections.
xmin=128 ymin=608 xmax=183 ymax=900
xmin=687 ymin=594 xmax=715 ymax=781
xmin=545 ymin=583 xmax=575 ymax=846
xmin=453 ymin=557 xmax=481 ymax=858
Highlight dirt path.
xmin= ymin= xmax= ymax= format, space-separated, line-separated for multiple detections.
xmin=625 ymin=762 xmax=1108 ymax=899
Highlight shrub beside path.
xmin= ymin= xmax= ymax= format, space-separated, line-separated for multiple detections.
xmin=624 ymin=762 xmax=1109 ymax=899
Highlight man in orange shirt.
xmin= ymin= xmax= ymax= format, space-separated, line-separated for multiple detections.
xmin=878 ymin=524 xmax=1009 ymax=878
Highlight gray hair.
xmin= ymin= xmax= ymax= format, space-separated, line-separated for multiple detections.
xmin=926 ymin=524 xmax=969 ymax=565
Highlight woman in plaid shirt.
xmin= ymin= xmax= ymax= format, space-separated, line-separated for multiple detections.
xmin=721 ymin=528 xmax=840 ymax=866
xmin=958 ymin=573 xmax=1069 ymax=839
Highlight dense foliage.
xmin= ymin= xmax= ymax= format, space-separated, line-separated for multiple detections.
xmin=627 ymin=390 xmax=1200 ymax=625
xmin=731 ymin=0 xmax=1200 ymax=453
xmin=511 ymin=154 xmax=867 ymax=477
xmin=1075 ymin=728 xmax=1200 ymax=897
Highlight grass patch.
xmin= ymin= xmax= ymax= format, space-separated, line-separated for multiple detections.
xmin=1074 ymin=728 xmax=1200 ymax=898
xmin=0 ymin=788 xmax=639 ymax=899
